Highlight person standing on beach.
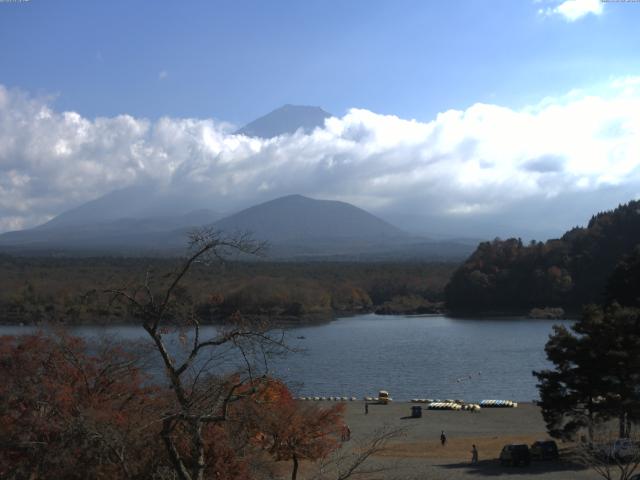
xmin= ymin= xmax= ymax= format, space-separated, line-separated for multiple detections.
xmin=440 ymin=431 xmax=447 ymax=446
xmin=471 ymin=444 xmax=478 ymax=463
xmin=365 ymin=403 xmax=369 ymax=415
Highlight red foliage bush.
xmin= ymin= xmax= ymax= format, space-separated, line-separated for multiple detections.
xmin=0 ymin=333 xmax=163 ymax=479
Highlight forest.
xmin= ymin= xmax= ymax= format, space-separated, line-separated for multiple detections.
xmin=445 ymin=199 xmax=640 ymax=315
xmin=0 ymin=256 xmax=456 ymax=325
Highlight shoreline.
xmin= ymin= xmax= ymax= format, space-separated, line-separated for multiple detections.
xmin=0 ymin=309 xmax=576 ymax=327
xmin=298 ymin=398 xmax=537 ymax=405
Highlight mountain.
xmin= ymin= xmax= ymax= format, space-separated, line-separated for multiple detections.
xmin=0 ymin=192 xmax=474 ymax=260
xmin=209 ymin=195 xmax=473 ymax=260
xmin=235 ymin=105 xmax=331 ymax=138
xmin=213 ymin=194 xmax=404 ymax=243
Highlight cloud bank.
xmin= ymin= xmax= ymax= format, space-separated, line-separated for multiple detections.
xmin=1 ymin=78 xmax=640 ymax=237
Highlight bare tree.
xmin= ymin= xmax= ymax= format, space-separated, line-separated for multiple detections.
xmin=573 ymin=427 xmax=640 ymax=480
xmin=108 ymin=228 xmax=287 ymax=480
xmin=310 ymin=426 xmax=406 ymax=480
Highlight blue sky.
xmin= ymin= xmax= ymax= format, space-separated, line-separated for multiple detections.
xmin=2 ymin=0 xmax=638 ymax=124
xmin=2 ymin=0 xmax=640 ymax=239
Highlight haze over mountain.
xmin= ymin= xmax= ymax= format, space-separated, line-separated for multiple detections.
xmin=235 ymin=105 xmax=331 ymax=138
xmin=0 ymin=193 xmax=474 ymax=260
xmin=0 ymin=208 xmax=220 ymax=252
xmin=36 ymin=185 xmax=218 ymax=230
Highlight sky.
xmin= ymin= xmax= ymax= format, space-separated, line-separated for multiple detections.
xmin=1 ymin=0 xmax=640 ymax=239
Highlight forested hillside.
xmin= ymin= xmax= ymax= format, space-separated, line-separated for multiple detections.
xmin=0 ymin=257 xmax=455 ymax=325
xmin=445 ymin=200 xmax=640 ymax=314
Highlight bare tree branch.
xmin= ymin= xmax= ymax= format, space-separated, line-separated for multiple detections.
xmin=105 ymin=227 xmax=282 ymax=480
xmin=310 ymin=426 xmax=406 ymax=480
xmin=572 ymin=427 xmax=640 ymax=480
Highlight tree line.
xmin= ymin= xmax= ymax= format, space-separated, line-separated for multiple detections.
xmin=445 ymin=200 xmax=640 ymax=314
xmin=0 ymin=256 xmax=455 ymax=325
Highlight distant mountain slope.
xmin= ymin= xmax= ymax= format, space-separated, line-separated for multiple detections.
xmin=38 ymin=186 xmax=153 ymax=229
xmin=38 ymin=185 xmax=212 ymax=230
xmin=0 ymin=209 xmax=220 ymax=251
xmin=235 ymin=105 xmax=331 ymax=138
xmin=212 ymin=194 xmax=406 ymax=243
xmin=445 ymin=199 xmax=640 ymax=313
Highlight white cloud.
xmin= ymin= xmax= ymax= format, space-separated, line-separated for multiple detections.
xmin=539 ymin=0 xmax=603 ymax=21
xmin=0 ymin=79 xmax=640 ymax=236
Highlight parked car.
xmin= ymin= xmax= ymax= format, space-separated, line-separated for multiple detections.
xmin=499 ymin=444 xmax=531 ymax=466
xmin=530 ymin=440 xmax=559 ymax=460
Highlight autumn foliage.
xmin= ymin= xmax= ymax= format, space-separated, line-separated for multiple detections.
xmin=237 ymin=379 xmax=344 ymax=480
xmin=0 ymin=333 xmax=164 ymax=479
xmin=0 ymin=333 xmax=345 ymax=480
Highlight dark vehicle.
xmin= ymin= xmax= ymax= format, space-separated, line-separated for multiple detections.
xmin=499 ymin=444 xmax=531 ymax=466
xmin=530 ymin=440 xmax=559 ymax=460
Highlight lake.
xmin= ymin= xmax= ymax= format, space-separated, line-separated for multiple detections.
xmin=0 ymin=314 xmax=570 ymax=402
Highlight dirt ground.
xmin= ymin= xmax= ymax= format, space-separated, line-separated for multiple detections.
xmin=318 ymin=400 xmax=603 ymax=479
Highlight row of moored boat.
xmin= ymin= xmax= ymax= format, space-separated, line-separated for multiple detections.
xmin=296 ymin=396 xmax=517 ymax=409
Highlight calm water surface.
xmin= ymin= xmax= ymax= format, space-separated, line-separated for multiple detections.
xmin=0 ymin=314 xmax=571 ymax=402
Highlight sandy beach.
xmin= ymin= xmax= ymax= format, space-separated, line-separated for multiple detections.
xmin=320 ymin=400 xmax=602 ymax=479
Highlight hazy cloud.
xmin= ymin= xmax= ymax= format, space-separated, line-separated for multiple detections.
xmin=538 ymin=0 xmax=603 ymax=21
xmin=523 ymin=155 xmax=565 ymax=173
xmin=1 ymin=78 xmax=640 ymax=235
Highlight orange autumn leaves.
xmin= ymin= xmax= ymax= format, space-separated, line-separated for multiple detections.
xmin=0 ymin=333 xmax=345 ymax=480
xmin=0 ymin=333 xmax=162 ymax=479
